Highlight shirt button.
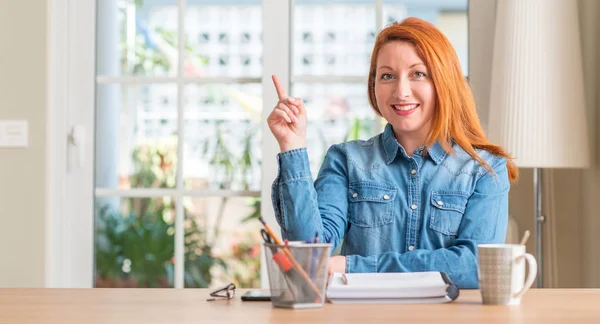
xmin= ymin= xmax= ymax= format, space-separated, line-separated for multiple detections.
xmin=410 ymin=204 xmax=417 ymax=210
xmin=408 ymin=245 xmax=415 ymax=251
xmin=437 ymin=200 xmax=444 ymax=206
xmin=383 ymin=194 xmax=390 ymax=200
xmin=410 ymin=169 xmax=417 ymax=175
xmin=352 ymin=193 xmax=358 ymax=198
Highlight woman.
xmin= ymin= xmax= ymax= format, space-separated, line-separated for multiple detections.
xmin=267 ymin=17 xmax=518 ymax=288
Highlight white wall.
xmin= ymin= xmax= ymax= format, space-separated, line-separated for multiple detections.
xmin=468 ymin=0 xmax=496 ymax=131
xmin=0 ymin=0 xmax=47 ymax=287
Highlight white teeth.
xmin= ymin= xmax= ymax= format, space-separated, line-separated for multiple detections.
xmin=392 ymin=104 xmax=418 ymax=111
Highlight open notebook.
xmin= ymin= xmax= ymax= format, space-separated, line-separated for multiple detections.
xmin=326 ymin=272 xmax=459 ymax=304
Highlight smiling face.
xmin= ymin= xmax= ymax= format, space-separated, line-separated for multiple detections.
xmin=374 ymin=40 xmax=436 ymax=144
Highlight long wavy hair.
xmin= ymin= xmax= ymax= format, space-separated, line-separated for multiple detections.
xmin=367 ymin=17 xmax=518 ymax=182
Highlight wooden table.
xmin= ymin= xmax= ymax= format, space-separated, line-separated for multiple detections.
xmin=1 ymin=288 xmax=599 ymax=323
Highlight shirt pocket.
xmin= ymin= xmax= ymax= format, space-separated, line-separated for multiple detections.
xmin=347 ymin=182 xmax=396 ymax=227
xmin=429 ymin=190 xmax=469 ymax=236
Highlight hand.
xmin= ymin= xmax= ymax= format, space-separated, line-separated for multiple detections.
xmin=327 ymin=256 xmax=347 ymax=276
xmin=267 ymin=75 xmax=307 ymax=152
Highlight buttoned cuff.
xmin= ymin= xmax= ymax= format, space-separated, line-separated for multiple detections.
xmin=276 ymin=148 xmax=312 ymax=183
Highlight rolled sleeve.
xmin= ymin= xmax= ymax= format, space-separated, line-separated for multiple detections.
xmin=270 ymin=145 xmax=350 ymax=245
xmin=277 ymin=148 xmax=312 ymax=183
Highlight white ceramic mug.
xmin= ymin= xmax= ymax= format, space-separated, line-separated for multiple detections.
xmin=477 ymin=244 xmax=537 ymax=305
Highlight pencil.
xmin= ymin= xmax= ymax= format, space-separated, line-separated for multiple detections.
xmin=259 ymin=217 xmax=323 ymax=301
xmin=258 ymin=217 xmax=283 ymax=245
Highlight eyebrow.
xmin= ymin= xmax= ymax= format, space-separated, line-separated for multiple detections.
xmin=377 ymin=63 xmax=426 ymax=70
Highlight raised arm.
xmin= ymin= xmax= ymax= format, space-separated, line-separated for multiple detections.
xmin=268 ymin=75 xmax=350 ymax=244
xmin=271 ymin=144 xmax=350 ymax=246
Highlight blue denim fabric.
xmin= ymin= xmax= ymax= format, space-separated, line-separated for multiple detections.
xmin=271 ymin=124 xmax=510 ymax=288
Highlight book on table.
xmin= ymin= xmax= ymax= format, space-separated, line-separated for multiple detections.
xmin=326 ymin=271 xmax=460 ymax=304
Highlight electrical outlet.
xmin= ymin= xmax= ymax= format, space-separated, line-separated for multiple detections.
xmin=0 ymin=120 xmax=29 ymax=148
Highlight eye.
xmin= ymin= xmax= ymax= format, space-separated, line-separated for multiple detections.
xmin=380 ymin=73 xmax=394 ymax=80
xmin=413 ymin=71 xmax=427 ymax=79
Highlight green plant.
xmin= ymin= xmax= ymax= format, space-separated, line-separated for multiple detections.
xmin=129 ymin=138 xmax=177 ymax=189
xmin=225 ymin=231 xmax=262 ymax=288
xmin=197 ymin=122 xmax=262 ymax=287
xmin=95 ymin=131 xmax=263 ymax=288
xmin=95 ymin=138 xmax=226 ymax=288
xmin=183 ymin=214 xmax=228 ymax=288
xmin=344 ymin=116 xmax=376 ymax=142
xmin=95 ymin=203 xmax=177 ymax=288
xmin=228 ymin=198 xmax=262 ymax=287
xmin=240 ymin=198 xmax=261 ymax=224
xmin=96 ymin=1 xmax=263 ymax=288
xmin=202 ymin=121 xmax=258 ymax=191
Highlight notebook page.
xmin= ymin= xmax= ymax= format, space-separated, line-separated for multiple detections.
xmin=326 ymin=272 xmax=450 ymax=299
xmin=345 ymin=272 xmax=445 ymax=288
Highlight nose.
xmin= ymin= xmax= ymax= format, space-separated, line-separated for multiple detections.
xmin=395 ymin=77 xmax=411 ymax=99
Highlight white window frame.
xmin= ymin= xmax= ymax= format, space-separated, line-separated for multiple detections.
xmin=46 ymin=0 xmax=491 ymax=288
xmin=46 ymin=0 xmax=96 ymax=287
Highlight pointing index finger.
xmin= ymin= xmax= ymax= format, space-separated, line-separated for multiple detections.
xmin=271 ymin=75 xmax=287 ymax=100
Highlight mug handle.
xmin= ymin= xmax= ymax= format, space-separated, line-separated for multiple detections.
xmin=513 ymin=253 xmax=538 ymax=299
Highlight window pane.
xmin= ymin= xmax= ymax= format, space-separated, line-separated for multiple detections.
xmin=292 ymin=83 xmax=378 ymax=176
xmin=293 ymin=0 xmax=375 ymax=76
xmin=95 ymin=84 xmax=178 ymax=189
xmin=94 ymin=197 xmax=175 ymax=288
xmin=183 ymin=84 xmax=262 ymax=191
xmin=184 ymin=197 xmax=262 ymax=288
xmin=97 ymin=0 xmax=179 ymax=77
xmin=184 ymin=1 xmax=262 ymax=77
xmin=383 ymin=0 xmax=468 ymax=75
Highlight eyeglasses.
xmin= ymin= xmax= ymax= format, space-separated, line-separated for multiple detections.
xmin=206 ymin=283 xmax=236 ymax=301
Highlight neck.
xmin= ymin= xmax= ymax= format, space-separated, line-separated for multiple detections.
xmin=396 ymin=138 xmax=425 ymax=157
xmin=393 ymin=129 xmax=429 ymax=157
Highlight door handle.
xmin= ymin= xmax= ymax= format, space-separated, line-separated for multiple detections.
xmin=68 ymin=124 xmax=86 ymax=168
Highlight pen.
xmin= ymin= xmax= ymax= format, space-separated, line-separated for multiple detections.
xmin=259 ymin=217 xmax=323 ymax=302
xmin=341 ymin=273 xmax=348 ymax=285
xmin=309 ymin=231 xmax=319 ymax=281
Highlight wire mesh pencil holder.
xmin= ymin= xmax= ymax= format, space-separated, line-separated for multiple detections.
xmin=264 ymin=242 xmax=332 ymax=309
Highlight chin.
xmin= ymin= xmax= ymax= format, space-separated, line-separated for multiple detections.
xmin=389 ymin=121 xmax=420 ymax=133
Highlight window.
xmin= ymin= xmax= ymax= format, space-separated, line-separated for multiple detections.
xmin=95 ymin=0 xmax=263 ymax=289
xmin=92 ymin=0 xmax=467 ymax=289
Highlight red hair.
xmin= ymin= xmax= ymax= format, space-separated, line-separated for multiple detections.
xmin=367 ymin=18 xmax=518 ymax=182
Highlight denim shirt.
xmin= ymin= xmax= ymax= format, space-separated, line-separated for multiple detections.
xmin=271 ymin=124 xmax=510 ymax=288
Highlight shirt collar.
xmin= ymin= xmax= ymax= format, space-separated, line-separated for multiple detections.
xmin=427 ymin=140 xmax=447 ymax=164
xmin=381 ymin=123 xmax=447 ymax=165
